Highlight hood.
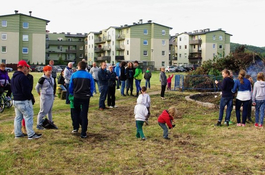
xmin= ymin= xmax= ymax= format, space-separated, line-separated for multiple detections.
xmin=12 ymin=71 xmax=24 ymax=79
xmin=257 ymin=80 xmax=265 ymax=88
xmin=137 ymin=95 xmax=144 ymax=104
xmin=116 ymin=63 xmax=120 ymax=67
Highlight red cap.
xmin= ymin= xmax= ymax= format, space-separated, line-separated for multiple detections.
xmin=17 ymin=60 xmax=30 ymax=68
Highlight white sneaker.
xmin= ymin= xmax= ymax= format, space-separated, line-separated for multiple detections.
xmin=109 ymin=106 xmax=113 ymax=108
xmin=114 ymin=105 xmax=118 ymax=108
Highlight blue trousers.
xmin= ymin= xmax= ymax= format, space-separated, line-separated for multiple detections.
xmin=218 ymin=97 xmax=233 ymax=122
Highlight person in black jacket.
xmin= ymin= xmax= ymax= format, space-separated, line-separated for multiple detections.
xmin=120 ymin=61 xmax=127 ymax=96
xmin=98 ymin=62 xmax=109 ymax=110
xmin=107 ymin=65 xmax=117 ymax=108
xmin=126 ymin=62 xmax=135 ymax=96
xmin=144 ymin=67 xmax=152 ymax=89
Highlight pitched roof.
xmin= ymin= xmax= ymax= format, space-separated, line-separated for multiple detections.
xmin=0 ymin=13 xmax=50 ymax=23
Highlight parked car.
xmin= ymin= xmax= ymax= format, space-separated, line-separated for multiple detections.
xmin=175 ymin=66 xmax=186 ymax=72
xmin=35 ymin=66 xmax=44 ymax=72
xmin=5 ymin=67 xmax=13 ymax=72
xmin=53 ymin=65 xmax=62 ymax=73
xmin=30 ymin=65 xmax=37 ymax=72
xmin=166 ymin=66 xmax=176 ymax=72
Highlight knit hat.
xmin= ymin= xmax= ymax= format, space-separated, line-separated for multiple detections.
xmin=43 ymin=65 xmax=52 ymax=72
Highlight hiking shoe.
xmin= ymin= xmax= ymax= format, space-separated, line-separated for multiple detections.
xmin=99 ymin=108 xmax=104 ymax=111
xmin=15 ymin=133 xmax=27 ymax=139
xmin=237 ymin=123 xmax=242 ymax=126
xmin=215 ymin=121 xmax=221 ymax=126
xmin=255 ymin=123 xmax=259 ymax=127
xmin=36 ymin=125 xmax=45 ymax=130
xmin=80 ymin=134 xmax=87 ymax=138
xmin=28 ymin=133 xmax=42 ymax=140
xmin=71 ymin=129 xmax=78 ymax=133
xmin=229 ymin=121 xmax=234 ymax=125
xmin=114 ymin=105 xmax=118 ymax=108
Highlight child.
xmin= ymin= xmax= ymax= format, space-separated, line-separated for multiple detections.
xmin=158 ymin=106 xmax=177 ymax=139
xmin=137 ymin=86 xmax=151 ymax=125
xmin=252 ymin=72 xmax=265 ymax=128
xmin=167 ymin=74 xmax=174 ymax=90
xmin=134 ymin=95 xmax=148 ymax=141
xmin=144 ymin=67 xmax=152 ymax=89
xmin=107 ymin=65 xmax=117 ymax=108
xmin=214 ymin=69 xmax=234 ymax=126
xmin=246 ymin=74 xmax=254 ymax=123
xmin=36 ymin=65 xmax=58 ymax=130
xmin=159 ymin=67 xmax=167 ymax=100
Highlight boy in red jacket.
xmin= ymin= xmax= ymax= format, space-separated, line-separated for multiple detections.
xmin=158 ymin=106 xmax=177 ymax=139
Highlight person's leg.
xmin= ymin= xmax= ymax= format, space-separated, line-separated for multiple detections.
xmin=103 ymin=86 xmax=108 ymax=108
xmin=135 ymin=121 xmax=140 ymax=138
xmin=5 ymin=84 xmax=12 ymax=97
xmin=158 ymin=122 xmax=168 ymax=138
xmin=65 ymin=83 xmax=70 ymax=104
xmin=111 ymin=86 xmax=116 ymax=106
xmin=130 ymin=79 xmax=134 ymax=95
xmin=161 ymin=85 xmax=166 ymax=97
xmin=53 ymin=77 xmax=57 ymax=95
xmin=60 ymin=84 xmax=67 ymax=91
xmin=80 ymin=98 xmax=89 ymax=137
xmin=13 ymin=101 xmax=24 ymax=137
xmin=247 ymin=99 xmax=252 ymax=121
xmin=99 ymin=85 xmax=104 ymax=108
xmin=136 ymin=121 xmax=145 ymax=139
xmin=225 ymin=97 xmax=233 ymax=122
xmin=255 ymin=100 xmax=261 ymax=124
xmin=23 ymin=100 xmax=35 ymax=137
xmin=242 ymin=100 xmax=250 ymax=124
xmin=73 ymin=98 xmax=81 ymax=131
xmin=107 ymin=87 xmax=111 ymax=106
xmin=168 ymin=82 xmax=171 ymax=90
xmin=121 ymin=81 xmax=125 ymax=95
xmin=218 ymin=97 xmax=226 ymax=122
xmin=46 ymin=95 xmax=54 ymax=122
xmin=235 ymin=99 xmax=242 ymax=124
xmin=259 ymin=100 xmax=265 ymax=125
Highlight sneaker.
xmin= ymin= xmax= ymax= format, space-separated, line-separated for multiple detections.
xmin=141 ymin=137 xmax=146 ymax=141
xmin=99 ymin=108 xmax=104 ymax=111
xmin=237 ymin=123 xmax=242 ymax=126
xmin=114 ymin=105 xmax=118 ymax=108
xmin=28 ymin=133 xmax=42 ymax=140
xmin=15 ymin=133 xmax=27 ymax=139
xmin=164 ymin=137 xmax=170 ymax=140
xmin=109 ymin=106 xmax=113 ymax=108
xmin=255 ymin=123 xmax=259 ymax=127
xmin=80 ymin=134 xmax=87 ymax=138
xmin=36 ymin=125 xmax=45 ymax=130
xmin=259 ymin=124 xmax=263 ymax=128
xmin=229 ymin=121 xmax=234 ymax=125
xmin=71 ymin=129 xmax=78 ymax=133
xmin=215 ymin=121 xmax=221 ymax=126
xmin=225 ymin=121 xmax=229 ymax=126
xmin=242 ymin=124 xmax=246 ymax=127
xmin=161 ymin=97 xmax=165 ymax=100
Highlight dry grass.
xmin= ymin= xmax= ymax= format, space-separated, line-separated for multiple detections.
xmin=0 ymin=72 xmax=265 ymax=174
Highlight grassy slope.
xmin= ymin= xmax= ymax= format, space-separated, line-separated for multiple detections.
xmin=0 ymin=71 xmax=265 ymax=174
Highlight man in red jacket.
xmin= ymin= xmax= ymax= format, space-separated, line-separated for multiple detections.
xmin=158 ymin=106 xmax=177 ymax=139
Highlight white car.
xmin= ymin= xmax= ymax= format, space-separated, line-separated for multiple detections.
xmin=5 ymin=67 xmax=13 ymax=72
xmin=166 ymin=66 xmax=176 ymax=72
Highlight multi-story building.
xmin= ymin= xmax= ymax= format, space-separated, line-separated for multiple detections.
xmin=87 ymin=20 xmax=172 ymax=69
xmin=46 ymin=32 xmax=86 ymax=64
xmin=0 ymin=10 xmax=49 ymax=64
xmin=173 ymin=28 xmax=232 ymax=66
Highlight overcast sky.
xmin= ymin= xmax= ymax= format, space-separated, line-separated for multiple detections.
xmin=1 ymin=0 xmax=264 ymax=47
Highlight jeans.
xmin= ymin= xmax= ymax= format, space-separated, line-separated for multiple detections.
xmin=116 ymin=77 xmax=120 ymax=89
xmin=94 ymin=79 xmax=99 ymax=94
xmin=145 ymin=79 xmax=150 ymax=89
xmin=161 ymin=85 xmax=166 ymax=97
xmin=135 ymin=79 xmax=141 ymax=94
xmin=121 ymin=81 xmax=126 ymax=95
xmin=65 ymin=83 xmax=70 ymax=104
xmin=255 ymin=100 xmax=265 ymax=124
xmin=158 ymin=122 xmax=169 ymax=138
xmin=73 ymin=98 xmax=90 ymax=136
xmin=59 ymin=84 xmax=67 ymax=91
xmin=235 ymin=99 xmax=250 ymax=124
xmin=107 ymin=86 xmax=116 ymax=107
xmin=14 ymin=100 xmax=35 ymax=138
xmin=126 ymin=78 xmax=133 ymax=94
xmin=218 ymin=97 xmax=233 ymax=122
xmin=136 ymin=121 xmax=145 ymax=139
xmin=99 ymin=85 xmax=108 ymax=108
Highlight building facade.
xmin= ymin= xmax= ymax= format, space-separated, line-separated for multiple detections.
xmin=46 ymin=32 xmax=86 ymax=64
xmin=173 ymin=28 xmax=232 ymax=67
xmin=0 ymin=11 xmax=49 ymax=64
xmin=87 ymin=20 xmax=172 ymax=69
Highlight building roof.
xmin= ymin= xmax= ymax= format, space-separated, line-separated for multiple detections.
xmin=0 ymin=13 xmax=50 ymax=24
xmin=119 ymin=22 xmax=172 ymax=30
xmin=177 ymin=28 xmax=232 ymax=36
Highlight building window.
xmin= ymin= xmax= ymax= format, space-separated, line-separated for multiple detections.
xmin=127 ymin=40 xmax=129 ymax=44
xmin=219 ymin=45 xmax=223 ymax=49
xmin=127 ymin=50 xmax=129 ymax=55
xmin=143 ymin=50 xmax=148 ymax=56
xmin=1 ymin=46 xmax=7 ymax=53
xmin=162 ymin=30 xmax=166 ymax=35
xmin=127 ymin=29 xmax=129 ymax=34
xmin=67 ymin=38 xmax=72 ymax=41
xmin=162 ymin=51 xmax=165 ymax=56
xmin=1 ymin=34 xmax=7 ymax=40
xmin=162 ymin=61 xmax=165 ymax=66
xmin=213 ymin=44 xmax=215 ymax=48
xmin=2 ymin=59 xmax=6 ymax=64
xmin=23 ymin=22 xmax=29 ymax=29
xmin=198 ymin=35 xmax=201 ymax=39
xmin=22 ymin=47 xmax=28 ymax=54
xmin=79 ymin=54 xmax=83 ymax=58
xmin=219 ymin=36 xmax=223 ymax=40
xmin=162 ymin=40 xmax=166 ymax=46
xmin=179 ymin=54 xmax=181 ymax=58
xmin=194 ymin=45 xmax=196 ymax=49
xmin=112 ymin=51 xmax=114 ymax=56
xmin=23 ymin=35 xmax=29 ymax=41
xmin=2 ymin=20 xmax=7 ymax=27
xmin=143 ymin=40 xmax=148 ymax=45
xmin=179 ymin=37 xmax=181 ymax=41
xmin=179 ymin=46 xmax=181 ymax=49
xmin=143 ymin=29 xmax=148 ymax=35
xmin=185 ymin=45 xmax=187 ymax=49
xmin=213 ymin=35 xmax=216 ymax=40
xmin=79 ymin=46 xmax=83 ymax=50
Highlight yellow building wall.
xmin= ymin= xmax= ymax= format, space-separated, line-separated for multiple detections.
xmin=0 ymin=32 xmax=19 ymax=63
xmin=32 ymin=33 xmax=45 ymax=64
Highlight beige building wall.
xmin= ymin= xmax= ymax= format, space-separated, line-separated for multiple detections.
xmin=87 ymin=33 xmax=95 ymax=62
xmin=0 ymin=32 xmax=19 ymax=63
xmin=225 ymin=44 xmax=230 ymax=56
xmin=32 ymin=34 xmax=45 ymax=64
xmin=129 ymin=38 xmax=140 ymax=61
xmin=177 ymin=33 xmax=189 ymax=65
xmin=152 ymin=38 xmax=169 ymax=69
xmin=204 ymin=42 xmax=216 ymax=61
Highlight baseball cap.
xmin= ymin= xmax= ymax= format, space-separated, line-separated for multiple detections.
xmin=17 ymin=60 xmax=30 ymax=68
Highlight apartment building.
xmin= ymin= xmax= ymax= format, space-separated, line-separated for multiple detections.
xmin=46 ymin=32 xmax=86 ymax=64
xmin=0 ymin=11 xmax=49 ymax=64
xmin=87 ymin=20 xmax=172 ymax=69
xmin=173 ymin=28 xmax=232 ymax=66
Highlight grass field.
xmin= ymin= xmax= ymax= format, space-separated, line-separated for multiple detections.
xmin=0 ymin=71 xmax=265 ymax=174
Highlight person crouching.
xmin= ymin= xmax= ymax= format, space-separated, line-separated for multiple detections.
xmin=36 ymin=65 xmax=58 ymax=130
xmin=158 ymin=106 xmax=177 ymax=140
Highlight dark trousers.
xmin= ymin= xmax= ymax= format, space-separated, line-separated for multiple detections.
xmin=53 ymin=77 xmax=56 ymax=95
xmin=161 ymin=85 xmax=166 ymax=97
xmin=2 ymin=84 xmax=12 ymax=97
xmin=218 ymin=97 xmax=233 ymax=122
xmin=247 ymin=99 xmax=252 ymax=120
xmin=107 ymin=86 xmax=116 ymax=107
xmin=235 ymin=99 xmax=250 ymax=124
xmin=126 ymin=78 xmax=134 ymax=94
xmin=65 ymin=84 xmax=70 ymax=104
xmin=73 ymin=98 xmax=90 ymax=136
xmin=99 ymin=85 xmax=108 ymax=109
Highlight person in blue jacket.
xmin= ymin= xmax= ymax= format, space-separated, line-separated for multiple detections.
xmin=114 ymin=62 xmax=121 ymax=90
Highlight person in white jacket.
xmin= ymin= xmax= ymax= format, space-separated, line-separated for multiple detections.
xmin=252 ymin=72 xmax=265 ymax=127
xmin=134 ymin=95 xmax=148 ymax=140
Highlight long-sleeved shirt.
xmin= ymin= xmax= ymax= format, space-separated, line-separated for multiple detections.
xmin=0 ymin=69 xmax=10 ymax=86
xmin=134 ymin=104 xmax=148 ymax=121
xmin=63 ymin=67 xmax=73 ymax=84
xmin=158 ymin=110 xmax=174 ymax=129
xmin=252 ymin=80 xmax=265 ymax=102
xmin=90 ymin=66 xmax=99 ymax=80
xmin=217 ymin=77 xmax=234 ymax=98
xmin=138 ymin=93 xmax=151 ymax=107
xmin=35 ymin=75 xmax=54 ymax=95
xmin=160 ymin=71 xmax=167 ymax=86
xmin=232 ymin=78 xmax=251 ymax=101
xmin=98 ymin=68 xmax=109 ymax=86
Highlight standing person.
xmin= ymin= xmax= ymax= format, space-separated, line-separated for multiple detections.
xmin=134 ymin=61 xmax=142 ymax=97
xmin=82 ymin=59 xmax=91 ymax=72
xmin=126 ymin=62 xmax=135 ymax=96
xmin=98 ymin=62 xmax=109 ymax=110
xmin=49 ymin=60 xmax=57 ymax=96
xmin=158 ymin=106 xmax=177 ymax=140
xmin=36 ymin=66 xmax=58 ymax=130
xmin=231 ymin=70 xmax=251 ymax=127
xmin=214 ymin=69 xmax=235 ymax=126
xmin=57 ymin=70 xmax=67 ymax=91
xmin=64 ymin=62 xmax=73 ymax=104
xmin=246 ymin=74 xmax=254 ymax=123
xmin=167 ymin=74 xmax=174 ymax=91
xmin=114 ymin=62 xmax=121 ymax=90
xmin=144 ymin=67 xmax=152 ymax=89
xmin=11 ymin=60 xmax=41 ymax=139
xmin=120 ymin=61 xmax=127 ymax=96
xmin=0 ymin=63 xmax=12 ymax=100
xmin=160 ymin=67 xmax=167 ymax=100
xmin=90 ymin=62 xmax=100 ymax=94
xmin=134 ymin=95 xmax=148 ymax=141
xmin=137 ymin=86 xmax=151 ymax=125
xmin=107 ymin=65 xmax=117 ymax=108
xmin=69 ymin=61 xmax=94 ymax=138
xmin=252 ymin=72 xmax=265 ymax=128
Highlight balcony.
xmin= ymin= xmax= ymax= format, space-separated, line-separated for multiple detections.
xmin=46 ymin=40 xmax=81 ymax=46
xmin=188 ymin=56 xmax=202 ymax=62
xmin=189 ymin=39 xmax=202 ymax=45
xmin=116 ymin=34 xmax=125 ymax=40
xmin=190 ymin=49 xmax=202 ymax=54
xmin=115 ymin=56 xmax=124 ymax=61
xmin=103 ymin=45 xmax=111 ymax=51
xmin=94 ymin=56 xmax=111 ymax=62
xmin=95 ymin=37 xmax=106 ymax=44
xmin=106 ymin=35 xmax=111 ymax=41
xmin=66 ymin=49 xmax=77 ymax=53
xmin=94 ymin=48 xmax=104 ymax=53
xmin=116 ymin=44 xmax=125 ymax=51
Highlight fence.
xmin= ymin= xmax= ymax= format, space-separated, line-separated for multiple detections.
xmin=174 ymin=74 xmax=222 ymax=91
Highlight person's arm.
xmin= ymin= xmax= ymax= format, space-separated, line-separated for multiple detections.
xmin=89 ymin=75 xmax=95 ymax=96
xmin=68 ymin=75 xmax=74 ymax=95
xmin=252 ymin=83 xmax=257 ymax=104
xmin=134 ymin=68 xmax=140 ymax=78
xmin=231 ymin=80 xmax=238 ymax=93
xmin=165 ymin=116 xmax=173 ymax=129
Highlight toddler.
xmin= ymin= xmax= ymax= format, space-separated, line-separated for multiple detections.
xmin=158 ymin=106 xmax=177 ymax=139
xmin=134 ymin=95 xmax=148 ymax=141
xmin=167 ymin=74 xmax=174 ymax=90
xmin=137 ymin=86 xmax=151 ymax=125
